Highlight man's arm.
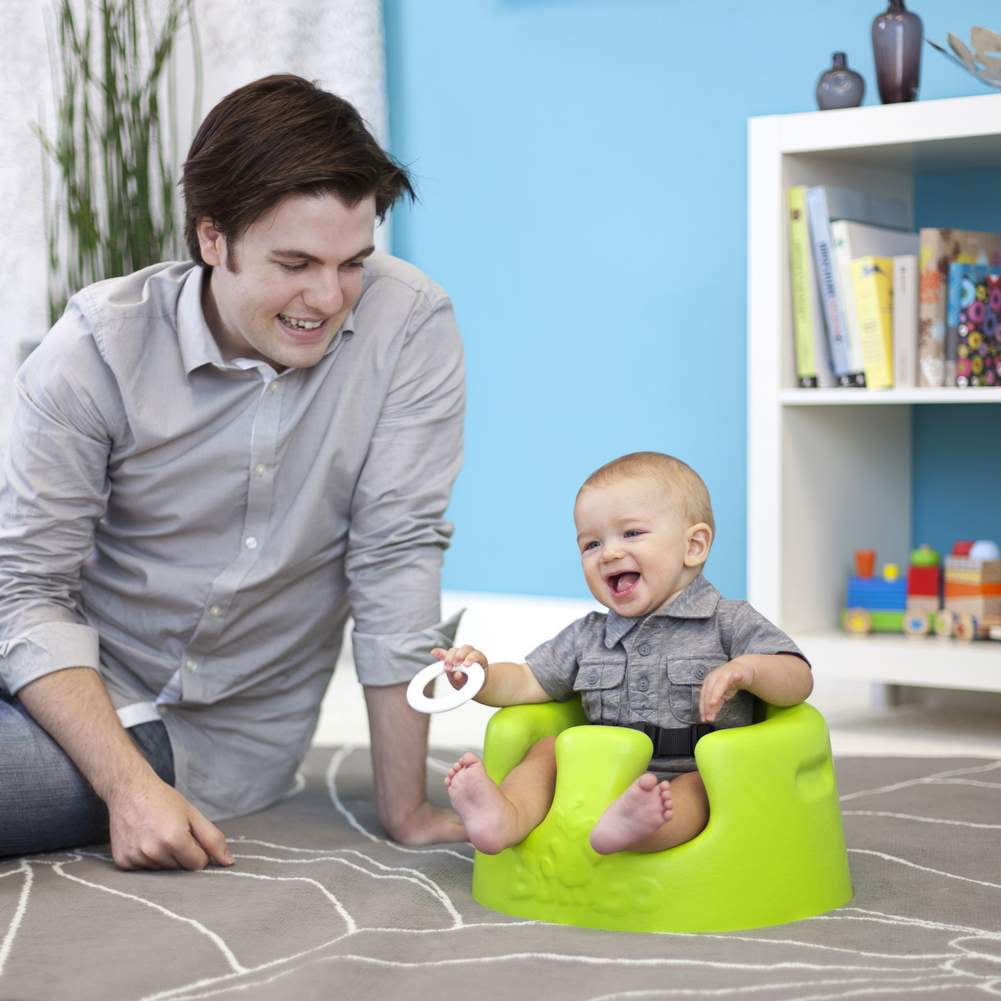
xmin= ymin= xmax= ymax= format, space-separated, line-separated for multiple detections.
xmin=0 ymin=318 xmax=229 ymax=870
xmin=346 ymin=291 xmax=466 ymax=845
xmin=363 ymin=683 xmax=466 ymax=844
xmin=18 ymin=668 xmax=233 ymax=869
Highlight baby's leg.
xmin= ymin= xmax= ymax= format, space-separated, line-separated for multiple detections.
xmin=444 ymin=736 xmax=556 ymax=855
xmin=589 ymin=770 xmax=708 ymax=855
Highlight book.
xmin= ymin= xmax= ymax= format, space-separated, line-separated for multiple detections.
xmin=892 ymin=255 xmax=918 ymax=388
xmin=831 ymin=221 xmax=919 ymax=387
xmin=917 ymin=228 xmax=1001 ymax=387
xmin=850 ymin=256 xmax=894 ymax=389
xmin=805 ymin=186 xmax=910 ymax=387
xmin=787 ymin=186 xmax=835 ymax=387
xmin=946 ymin=263 xmax=1001 ymax=387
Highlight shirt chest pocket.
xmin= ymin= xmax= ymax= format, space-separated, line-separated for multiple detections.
xmin=572 ymin=659 xmax=626 ymax=722
xmin=664 ymin=657 xmax=722 ymax=724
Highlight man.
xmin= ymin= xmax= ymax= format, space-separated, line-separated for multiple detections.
xmin=0 ymin=75 xmax=466 ymax=869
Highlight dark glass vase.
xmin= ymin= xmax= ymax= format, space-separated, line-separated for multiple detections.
xmin=872 ymin=0 xmax=923 ymax=103
xmin=816 ymin=52 xmax=865 ymax=110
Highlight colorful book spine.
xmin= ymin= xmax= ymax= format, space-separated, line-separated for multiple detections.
xmin=804 ymin=187 xmax=908 ymax=388
xmin=787 ymin=186 xmax=834 ymax=387
xmin=946 ymin=262 xmax=1001 ymax=387
xmin=892 ymin=255 xmax=918 ymax=388
xmin=850 ymin=256 xmax=894 ymax=389
xmin=805 ymin=188 xmax=862 ymax=386
xmin=917 ymin=228 xmax=1001 ymax=387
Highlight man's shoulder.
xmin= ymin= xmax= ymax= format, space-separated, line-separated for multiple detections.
xmin=72 ymin=261 xmax=194 ymax=324
xmin=24 ymin=262 xmax=193 ymax=394
xmin=360 ymin=253 xmax=451 ymax=315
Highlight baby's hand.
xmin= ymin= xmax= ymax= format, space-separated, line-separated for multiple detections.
xmin=699 ymin=660 xmax=757 ymax=723
xmin=430 ymin=644 xmax=489 ymax=691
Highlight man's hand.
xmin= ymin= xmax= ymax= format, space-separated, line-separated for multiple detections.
xmin=431 ymin=644 xmax=489 ymax=692
xmin=106 ymin=772 xmax=234 ymax=870
xmin=699 ymin=660 xmax=757 ymax=724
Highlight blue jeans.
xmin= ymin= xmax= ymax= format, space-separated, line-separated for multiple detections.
xmin=0 ymin=693 xmax=174 ymax=857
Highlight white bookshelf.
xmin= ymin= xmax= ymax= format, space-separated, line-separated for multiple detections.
xmin=746 ymin=92 xmax=1001 ymax=695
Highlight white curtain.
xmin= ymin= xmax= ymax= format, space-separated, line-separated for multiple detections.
xmin=0 ymin=0 xmax=388 ymax=448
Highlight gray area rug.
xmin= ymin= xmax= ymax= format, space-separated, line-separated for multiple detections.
xmin=1 ymin=749 xmax=999 ymax=1001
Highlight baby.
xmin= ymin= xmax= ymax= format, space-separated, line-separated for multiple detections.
xmin=433 ymin=451 xmax=812 ymax=856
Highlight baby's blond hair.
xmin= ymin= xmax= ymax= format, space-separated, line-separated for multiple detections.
xmin=577 ymin=451 xmax=715 ymax=537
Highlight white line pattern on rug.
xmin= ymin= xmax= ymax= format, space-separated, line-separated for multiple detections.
xmin=0 ymin=860 xmax=31 ymax=978
xmin=847 ymin=848 xmax=1001 ymax=889
xmin=53 ymin=858 xmax=248 ymax=974
xmin=839 ymin=760 xmax=1001 ymax=802
xmin=325 ymin=745 xmax=474 ymax=863
xmin=228 ymin=849 xmax=462 ymax=926
xmin=584 ymin=972 xmax=965 ymax=1001
xmin=842 ymin=810 xmax=1001 ymax=829
xmin=200 ymin=867 xmax=356 ymax=932
xmin=1 ymin=753 xmax=997 ymax=1001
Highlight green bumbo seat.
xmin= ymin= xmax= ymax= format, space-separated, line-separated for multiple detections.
xmin=472 ymin=699 xmax=852 ymax=933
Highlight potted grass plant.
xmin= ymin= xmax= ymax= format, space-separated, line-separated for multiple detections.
xmin=36 ymin=0 xmax=202 ymax=327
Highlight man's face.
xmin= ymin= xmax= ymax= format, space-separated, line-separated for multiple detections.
xmin=574 ymin=477 xmax=710 ymax=618
xmin=197 ymin=191 xmax=376 ymax=371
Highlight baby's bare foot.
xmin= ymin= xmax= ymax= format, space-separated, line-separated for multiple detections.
xmin=588 ymin=773 xmax=673 ymax=855
xmin=444 ymin=752 xmax=520 ymax=855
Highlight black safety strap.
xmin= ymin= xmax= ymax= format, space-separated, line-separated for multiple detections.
xmin=627 ymin=721 xmax=715 ymax=757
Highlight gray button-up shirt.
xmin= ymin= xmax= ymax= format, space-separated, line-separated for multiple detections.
xmin=526 ymin=574 xmax=807 ymax=775
xmin=0 ymin=255 xmax=464 ymax=819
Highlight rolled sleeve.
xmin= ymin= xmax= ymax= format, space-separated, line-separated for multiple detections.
xmin=346 ymin=296 xmax=466 ymax=686
xmin=0 ymin=306 xmax=116 ymax=695
xmin=0 ymin=621 xmax=101 ymax=695
xmin=352 ymin=610 xmax=463 ymax=687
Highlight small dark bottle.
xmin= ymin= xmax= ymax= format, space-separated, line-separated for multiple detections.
xmin=816 ymin=52 xmax=865 ymax=110
xmin=872 ymin=0 xmax=923 ymax=103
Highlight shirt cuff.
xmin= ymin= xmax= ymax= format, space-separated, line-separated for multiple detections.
xmin=351 ymin=609 xmax=464 ymax=686
xmin=0 ymin=621 xmax=100 ymax=696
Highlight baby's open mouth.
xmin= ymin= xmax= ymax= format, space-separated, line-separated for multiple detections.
xmin=607 ymin=572 xmax=640 ymax=596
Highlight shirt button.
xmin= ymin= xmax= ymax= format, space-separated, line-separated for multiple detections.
xmin=587 ymin=672 xmax=598 ymax=685
xmin=254 ymin=464 xmax=266 ymax=476
xmin=245 ymin=536 xmax=259 ymax=550
xmin=209 ymin=605 xmax=223 ymax=618
xmin=637 ymin=678 xmax=649 ymax=692
xmin=185 ymin=658 xmax=198 ymax=672
xmin=638 ymin=643 xmax=651 ymax=656
xmin=267 ymin=382 xmax=278 ymax=393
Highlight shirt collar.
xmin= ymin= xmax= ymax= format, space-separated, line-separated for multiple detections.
xmin=177 ymin=265 xmax=224 ymax=374
xmin=176 ymin=265 xmax=357 ymax=377
xmin=653 ymin=573 xmax=721 ymax=619
xmin=601 ymin=573 xmax=720 ymax=649
xmin=603 ymin=612 xmax=640 ymax=649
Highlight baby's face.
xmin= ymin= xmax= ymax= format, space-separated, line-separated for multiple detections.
xmin=574 ymin=476 xmax=705 ymax=617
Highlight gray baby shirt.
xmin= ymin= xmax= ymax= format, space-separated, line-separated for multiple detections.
xmin=524 ymin=574 xmax=808 ymax=776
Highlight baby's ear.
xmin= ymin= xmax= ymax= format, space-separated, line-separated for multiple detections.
xmin=684 ymin=523 xmax=713 ymax=567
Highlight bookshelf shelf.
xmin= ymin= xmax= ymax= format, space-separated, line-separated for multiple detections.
xmin=780 ymin=387 xmax=1001 ymax=406
xmin=747 ymin=93 xmax=1001 ymax=696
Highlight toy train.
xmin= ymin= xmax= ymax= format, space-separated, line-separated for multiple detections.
xmin=842 ymin=540 xmax=1001 ymax=642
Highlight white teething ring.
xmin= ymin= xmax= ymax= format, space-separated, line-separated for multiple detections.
xmin=406 ymin=661 xmax=485 ymax=714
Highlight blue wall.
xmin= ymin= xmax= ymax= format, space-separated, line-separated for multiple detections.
xmin=383 ymin=0 xmax=1001 ymax=600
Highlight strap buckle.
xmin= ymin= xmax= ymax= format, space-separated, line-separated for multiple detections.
xmin=629 ymin=721 xmax=714 ymax=757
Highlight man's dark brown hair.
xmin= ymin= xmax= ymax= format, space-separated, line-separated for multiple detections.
xmin=181 ymin=74 xmax=414 ymax=266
